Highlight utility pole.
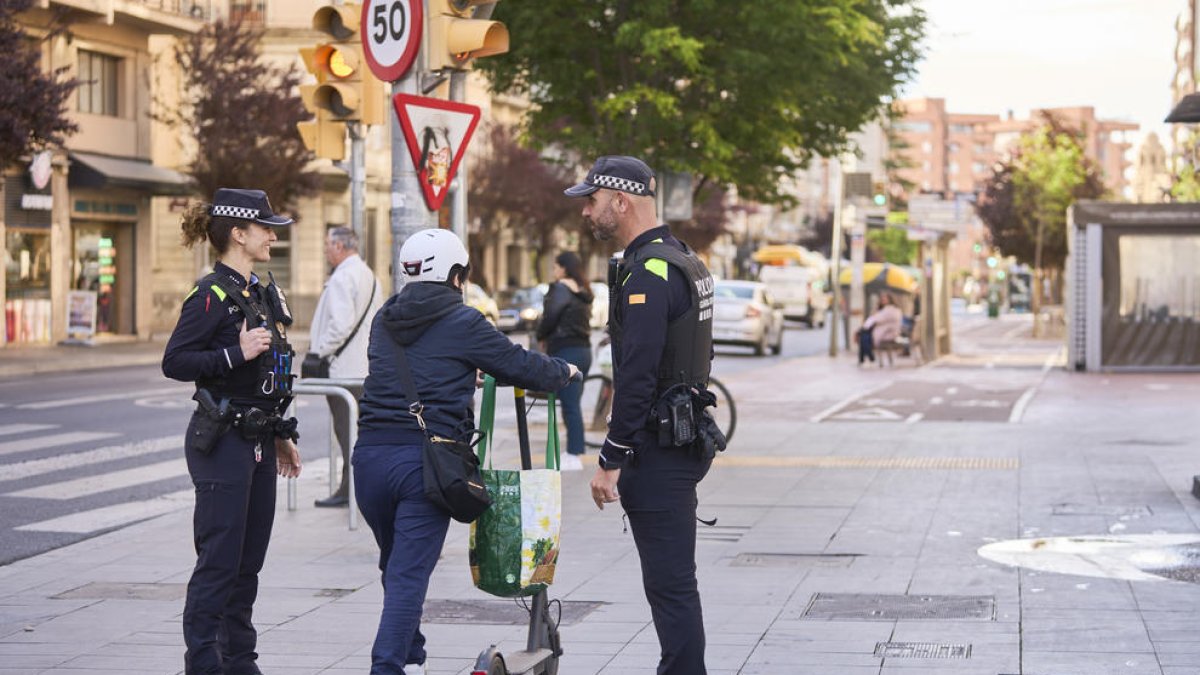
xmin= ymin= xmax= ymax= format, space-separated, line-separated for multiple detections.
xmin=828 ymin=160 xmax=844 ymax=357
xmin=448 ymin=70 xmax=469 ymax=245
xmin=390 ymin=75 xmax=429 ymax=293
xmin=349 ymin=122 xmax=365 ymax=245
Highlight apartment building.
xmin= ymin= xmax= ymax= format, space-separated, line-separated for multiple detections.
xmin=1170 ymin=0 xmax=1198 ymax=164
xmin=3 ymin=0 xmax=219 ymax=346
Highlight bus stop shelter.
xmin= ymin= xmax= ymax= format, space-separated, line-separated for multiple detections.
xmin=1067 ymin=201 xmax=1200 ymax=371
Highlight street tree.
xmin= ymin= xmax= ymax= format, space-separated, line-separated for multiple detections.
xmin=478 ymin=0 xmax=925 ymax=207
xmin=975 ymin=114 xmax=1106 ymax=309
xmin=1170 ymin=130 xmax=1200 ymax=201
xmin=468 ymin=123 xmax=582 ymax=285
xmin=0 ymin=0 xmax=77 ymax=167
xmin=866 ymin=227 xmax=916 ymax=265
xmin=883 ymin=110 xmax=918 ymax=209
xmin=158 ymin=19 xmax=318 ymax=212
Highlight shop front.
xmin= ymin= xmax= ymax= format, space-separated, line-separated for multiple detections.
xmin=4 ymin=152 xmax=56 ymax=344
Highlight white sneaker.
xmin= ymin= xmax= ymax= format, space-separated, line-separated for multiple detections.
xmin=559 ymin=453 xmax=584 ymax=471
xmin=404 ymin=664 xmax=425 ymax=675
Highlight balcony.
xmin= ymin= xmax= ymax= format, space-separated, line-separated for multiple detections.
xmin=43 ymin=0 xmax=211 ymax=35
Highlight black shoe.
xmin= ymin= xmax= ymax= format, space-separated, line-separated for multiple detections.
xmin=314 ymin=494 xmax=349 ymax=508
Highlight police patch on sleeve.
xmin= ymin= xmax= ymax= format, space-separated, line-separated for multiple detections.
xmin=628 ymin=293 xmax=646 ymax=305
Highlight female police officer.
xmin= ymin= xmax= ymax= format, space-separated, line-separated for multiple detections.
xmin=354 ymin=228 xmax=578 ymax=675
xmin=162 ymin=188 xmax=303 ymax=675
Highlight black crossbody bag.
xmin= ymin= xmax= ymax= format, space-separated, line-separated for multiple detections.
xmin=394 ymin=342 xmax=492 ymax=523
xmin=302 ymin=279 xmax=377 ymax=378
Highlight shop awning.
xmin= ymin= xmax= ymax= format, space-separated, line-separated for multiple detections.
xmin=69 ymin=152 xmax=193 ymax=196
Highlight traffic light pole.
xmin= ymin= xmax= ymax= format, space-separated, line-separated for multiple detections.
xmin=349 ymin=122 xmax=366 ymax=247
xmin=828 ymin=161 xmax=844 ymax=357
xmin=448 ymin=70 xmax=469 ymax=247
xmin=391 ymin=72 xmax=430 ymax=292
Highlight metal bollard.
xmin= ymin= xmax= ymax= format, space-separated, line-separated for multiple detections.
xmin=290 ymin=379 xmax=363 ymax=530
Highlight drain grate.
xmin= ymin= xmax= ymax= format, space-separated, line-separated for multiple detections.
xmin=874 ymin=642 xmax=971 ymax=659
xmin=697 ymin=524 xmax=750 ymax=544
xmin=731 ymin=553 xmax=858 ymax=569
xmin=1052 ymin=503 xmax=1152 ymax=517
xmin=422 ymin=599 xmax=603 ymax=625
xmin=802 ymin=593 xmax=995 ymax=621
xmin=53 ymin=582 xmax=186 ymax=601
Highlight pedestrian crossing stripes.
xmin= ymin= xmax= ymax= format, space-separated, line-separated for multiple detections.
xmin=15 ymin=386 xmax=184 ymax=410
xmin=0 ymin=423 xmax=56 ymax=437
xmin=5 ymin=458 xmax=187 ymax=500
xmin=0 ymin=431 xmax=120 ymax=457
xmin=15 ymin=489 xmax=195 ymax=534
xmin=0 ymin=435 xmax=178 ymax=482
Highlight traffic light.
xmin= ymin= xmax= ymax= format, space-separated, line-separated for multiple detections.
xmin=300 ymin=4 xmax=384 ymax=128
xmin=427 ymin=0 xmax=509 ymax=72
xmin=871 ymin=181 xmax=888 ymax=207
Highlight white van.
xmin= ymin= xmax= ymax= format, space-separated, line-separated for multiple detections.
xmin=758 ymin=266 xmax=828 ymax=327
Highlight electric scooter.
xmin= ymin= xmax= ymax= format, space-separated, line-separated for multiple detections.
xmin=471 ymin=383 xmax=563 ymax=675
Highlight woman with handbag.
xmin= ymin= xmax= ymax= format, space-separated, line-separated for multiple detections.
xmin=353 ymin=228 xmax=578 ymax=675
xmin=536 ymin=251 xmax=594 ymax=470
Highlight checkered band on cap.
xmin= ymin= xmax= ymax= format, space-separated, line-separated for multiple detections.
xmin=591 ymin=174 xmax=648 ymax=195
xmin=211 ymin=205 xmax=260 ymax=220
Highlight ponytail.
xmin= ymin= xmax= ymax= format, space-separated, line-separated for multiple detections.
xmin=180 ymin=201 xmax=245 ymax=254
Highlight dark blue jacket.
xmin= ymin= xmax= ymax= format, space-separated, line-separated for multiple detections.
xmin=358 ymin=281 xmax=572 ymax=445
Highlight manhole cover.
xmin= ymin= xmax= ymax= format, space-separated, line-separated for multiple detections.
xmin=1052 ymin=503 xmax=1152 ymax=517
xmin=731 ymin=553 xmax=858 ymax=569
xmin=422 ymin=599 xmax=603 ymax=625
xmin=53 ymin=582 xmax=186 ymax=601
xmin=802 ymin=593 xmax=995 ymax=621
xmin=874 ymin=642 xmax=971 ymax=658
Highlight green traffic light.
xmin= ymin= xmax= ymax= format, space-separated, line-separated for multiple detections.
xmin=986 ymin=256 xmax=998 ymax=268
xmin=873 ymin=194 xmax=886 ymax=206
xmin=997 ymin=270 xmax=1007 ymax=280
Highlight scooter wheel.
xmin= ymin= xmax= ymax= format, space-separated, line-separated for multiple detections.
xmin=486 ymin=655 xmax=507 ymax=675
xmin=472 ymin=647 xmax=506 ymax=675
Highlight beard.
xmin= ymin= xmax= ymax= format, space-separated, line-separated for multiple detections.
xmin=587 ymin=201 xmax=619 ymax=241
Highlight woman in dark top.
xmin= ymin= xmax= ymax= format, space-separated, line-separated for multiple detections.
xmin=537 ymin=251 xmax=595 ymax=470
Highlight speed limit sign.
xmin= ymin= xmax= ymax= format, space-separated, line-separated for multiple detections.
xmin=360 ymin=0 xmax=422 ymax=82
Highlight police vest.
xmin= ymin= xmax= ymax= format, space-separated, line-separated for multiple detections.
xmin=610 ymin=241 xmax=714 ymax=393
xmin=195 ymin=272 xmax=295 ymax=407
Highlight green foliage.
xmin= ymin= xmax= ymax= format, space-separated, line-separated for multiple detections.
xmin=478 ymin=0 xmax=925 ymax=205
xmin=975 ymin=114 xmax=1106 ymax=270
xmin=1170 ymin=131 xmax=1200 ymax=201
xmin=0 ymin=0 xmax=77 ymax=166
xmin=866 ymin=227 xmax=916 ymax=265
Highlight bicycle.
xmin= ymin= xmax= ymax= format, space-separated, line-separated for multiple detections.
xmin=580 ymin=372 xmax=736 ymax=450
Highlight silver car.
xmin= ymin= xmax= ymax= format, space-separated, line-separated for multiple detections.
xmin=712 ymin=280 xmax=784 ymax=356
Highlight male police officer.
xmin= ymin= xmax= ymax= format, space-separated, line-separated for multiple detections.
xmin=566 ymin=155 xmax=718 ymax=674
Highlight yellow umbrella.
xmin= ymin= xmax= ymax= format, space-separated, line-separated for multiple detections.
xmin=837 ymin=262 xmax=918 ymax=294
xmin=752 ymin=244 xmax=815 ymax=266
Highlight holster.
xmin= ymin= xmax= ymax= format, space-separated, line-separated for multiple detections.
xmin=185 ymin=407 xmax=231 ymax=456
xmin=651 ymin=384 xmax=726 ymax=460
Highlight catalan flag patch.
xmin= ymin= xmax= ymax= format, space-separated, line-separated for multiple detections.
xmin=628 ymin=294 xmax=646 ymax=305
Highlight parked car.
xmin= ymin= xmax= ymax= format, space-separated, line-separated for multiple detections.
xmin=465 ymin=282 xmax=500 ymax=326
xmin=496 ymin=285 xmax=546 ymax=333
xmin=711 ymin=280 xmax=784 ymax=356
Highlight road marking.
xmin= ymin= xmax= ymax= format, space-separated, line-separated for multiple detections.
xmin=0 ymin=431 xmax=120 ymax=457
xmin=0 ymin=435 xmax=179 ymax=482
xmin=830 ymin=406 xmax=903 ymax=421
xmin=0 ymin=423 xmax=57 ymax=437
xmin=905 ymin=413 xmax=924 ymax=424
xmin=810 ymin=383 xmax=893 ymax=422
xmin=1009 ymin=386 xmax=1038 ymax=423
xmin=716 ymin=455 xmax=1017 ymax=470
xmin=5 ymin=458 xmax=187 ymax=500
xmin=16 ymin=386 xmax=185 ymax=410
xmin=15 ymin=489 xmax=194 ymax=534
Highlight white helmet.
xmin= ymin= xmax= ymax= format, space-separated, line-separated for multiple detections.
xmin=398 ymin=228 xmax=469 ymax=283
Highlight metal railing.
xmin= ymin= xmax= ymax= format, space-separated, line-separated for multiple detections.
xmin=288 ymin=378 xmax=363 ymax=530
xmin=135 ymin=0 xmax=213 ymax=20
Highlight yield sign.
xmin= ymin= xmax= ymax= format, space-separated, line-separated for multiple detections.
xmin=392 ymin=94 xmax=481 ymax=211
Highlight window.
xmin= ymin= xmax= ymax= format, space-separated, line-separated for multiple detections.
xmin=894 ymin=120 xmax=932 ymax=133
xmin=921 ymin=141 xmax=932 ymax=153
xmin=948 ymin=142 xmax=960 ymax=154
xmin=77 ymin=50 xmax=120 ymax=116
xmin=949 ymin=124 xmax=974 ymax=134
xmin=973 ymin=162 xmax=987 ymax=174
xmin=974 ymin=143 xmax=989 ymax=154
xmin=948 ymin=162 xmax=959 ymax=175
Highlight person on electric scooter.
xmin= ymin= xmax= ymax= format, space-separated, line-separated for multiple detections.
xmin=353 ymin=228 xmax=579 ymax=675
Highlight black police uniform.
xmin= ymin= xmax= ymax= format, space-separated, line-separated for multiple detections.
xmin=162 ymin=261 xmax=297 ymax=675
xmin=603 ymin=224 xmax=717 ymax=675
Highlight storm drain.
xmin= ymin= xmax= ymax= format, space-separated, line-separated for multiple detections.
xmin=874 ymin=642 xmax=971 ymax=659
xmin=53 ymin=582 xmax=186 ymax=601
xmin=731 ymin=553 xmax=858 ymax=569
xmin=697 ymin=524 xmax=750 ymax=544
xmin=802 ymin=593 xmax=995 ymax=621
xmin=1052 ymin=503 xmax=1152 ymax=517
xmin=422 ymin=599 xmax=603 ymax=626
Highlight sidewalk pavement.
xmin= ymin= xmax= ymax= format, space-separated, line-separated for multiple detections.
xmin=5 ymin=314 xmax=1200 ymax=674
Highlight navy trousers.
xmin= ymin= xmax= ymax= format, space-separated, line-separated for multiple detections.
xmin=619 ymin=442 xmax=712 ymax=675
xmin=183 ymin=431 xmax=277 ymax=675
xmin=353 ymin=441 xmax=451 ymax=675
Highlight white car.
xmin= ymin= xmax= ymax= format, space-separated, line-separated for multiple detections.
xmin=711 ymin=280 xmax=784 ymax=356
xmin=758 ymin=265 xmax=828 ymax=327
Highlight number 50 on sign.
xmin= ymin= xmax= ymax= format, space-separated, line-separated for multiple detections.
xmin=360 ymin=0 xmax=422 ymax=82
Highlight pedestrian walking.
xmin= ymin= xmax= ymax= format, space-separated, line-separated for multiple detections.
xmin=307 ymin=226 xmax=382 ymax=507
xmin=162 ymin=188 xmax=303 ymax=675
xmin=565 ymin=155 xmax=719 ymax=674
xmin=536 ymin=250 xmax=594 ymax=471
xmin=353 ymin=228 xmax=578 ymax=675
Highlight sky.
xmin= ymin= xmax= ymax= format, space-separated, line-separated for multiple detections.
xmin=906 ymin=0 xmax=1184 ymax=151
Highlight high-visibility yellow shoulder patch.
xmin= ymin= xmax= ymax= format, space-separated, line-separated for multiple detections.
xmin=185 ymin=286 xmax=199 ymax=301
xmin=644 ymin=258 xmax=668 ymax=281
xmin=628 ymin=293 xmax=646 ymax=305
xmin=209 ymin=284 xmax=227 ymax=302
xmin=651 ymin=238 xmax=664 ymax=243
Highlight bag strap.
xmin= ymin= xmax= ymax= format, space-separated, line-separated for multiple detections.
xmin=393 ymin=343 xmax=428 ymax=433
xmin=333 ymin=276 xmax=377 ymax=358
xmin=478 ymin=375 xmax=497 ymax=467
xmin=545 ymin=392 xmax=559 ymax=470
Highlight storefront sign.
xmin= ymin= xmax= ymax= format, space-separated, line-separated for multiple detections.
xmin=73 ymin=199 xmax=138 ymax=218
xmin=66 ymin=290 xmax=98 ymax=338
xmin=20 ymin=194 xmax=53 ymax=210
